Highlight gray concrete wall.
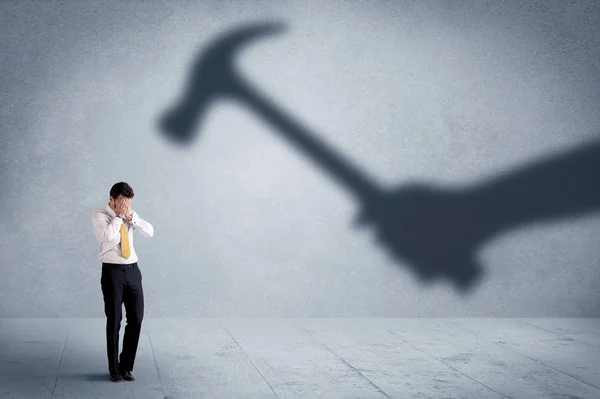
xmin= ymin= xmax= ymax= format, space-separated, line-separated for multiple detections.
xmin=1 ymin=0 xmax=599 ymax=317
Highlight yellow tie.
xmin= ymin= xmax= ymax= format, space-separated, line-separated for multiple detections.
xmin=120 ymin=222 xmax=131 ymax=259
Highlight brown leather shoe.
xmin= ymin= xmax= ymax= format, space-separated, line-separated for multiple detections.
xmin=120 ymin=370 xmax=135 ymax=381
xmin=109 ymin=373 xmax=121 ymax=382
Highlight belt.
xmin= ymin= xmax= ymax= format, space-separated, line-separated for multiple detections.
xmin=102 ymin=262 xmax=138 ymax=269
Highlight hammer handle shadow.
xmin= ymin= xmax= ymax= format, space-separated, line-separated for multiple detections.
xmin=234 ymin=79 xmax=383 ymax=203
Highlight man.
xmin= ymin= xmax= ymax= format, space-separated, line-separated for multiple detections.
xmin=91 ymin=182 xmax=154 ymax=382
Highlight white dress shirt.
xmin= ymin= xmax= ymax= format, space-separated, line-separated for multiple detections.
xmin=91 ymin=205 xmax=154 ymax=264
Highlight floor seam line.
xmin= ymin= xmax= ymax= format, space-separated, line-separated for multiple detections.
xmin=386 ymin=329 xmax=509 ymax=398
xmin=50 ymin=331 xmax=68 ymax=399
xmin=299 ymin=327 xmax=393 ymax=399
xmin=221 ymin=322 xmax=284 ymax=399
xmin=146 ymin=327 xmax=167 ymax=398
xmin=525 ymin=322 xmax=600 ymax=348
xmin=492 ymin=340 xmax=600 ymax=392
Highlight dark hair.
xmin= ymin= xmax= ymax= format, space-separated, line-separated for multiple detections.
xmin=110 ymin=182 xmax=134 ymax=200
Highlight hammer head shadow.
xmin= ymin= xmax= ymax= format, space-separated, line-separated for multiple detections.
xmin=159 ymin=21 xmax=286 ymax=145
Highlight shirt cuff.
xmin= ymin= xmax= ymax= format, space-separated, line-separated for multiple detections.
xmin=130 ymin=210 xmax=138 ymax=225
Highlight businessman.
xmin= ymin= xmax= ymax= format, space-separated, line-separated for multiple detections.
xmin=91 ymin=182 xmax=154 ymax=382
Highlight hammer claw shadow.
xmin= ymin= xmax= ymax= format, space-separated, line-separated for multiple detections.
xmin=158 ymin=22 xmax=600 ymax=293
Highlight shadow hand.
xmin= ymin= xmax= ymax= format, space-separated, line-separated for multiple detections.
xmin=355 ymin=183 xmax=483 ymax=292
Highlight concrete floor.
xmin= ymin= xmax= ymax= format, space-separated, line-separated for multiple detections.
xmin=0 ymin=318 xmax=598 ymax=399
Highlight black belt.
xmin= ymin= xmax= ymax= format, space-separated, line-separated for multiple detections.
xmin=102 ymin=262 xmax=137 ymax=269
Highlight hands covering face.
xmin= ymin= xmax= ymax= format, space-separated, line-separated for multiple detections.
xmin=115 ymin=196 xmax=131 ymax=216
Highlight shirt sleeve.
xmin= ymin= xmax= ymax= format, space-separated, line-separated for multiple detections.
xmin=91 ymin=212 xmax=123 ymax=248
xmin=130 ymin=209 xmax=154 ymax=238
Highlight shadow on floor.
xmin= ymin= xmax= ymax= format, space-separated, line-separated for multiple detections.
xmin=80 ymin=372 xmax=109 ymax=382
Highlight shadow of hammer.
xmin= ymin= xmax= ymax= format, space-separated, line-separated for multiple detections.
xmin=158 ymin=22 xmax=483 ymax=292
xmin=159 ymin=21 xmax=381 ymax=206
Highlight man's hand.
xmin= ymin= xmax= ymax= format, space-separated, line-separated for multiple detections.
xmin=115 ymin=197 xmax=131 ymax=216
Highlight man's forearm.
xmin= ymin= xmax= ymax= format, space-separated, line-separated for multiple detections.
xmin=130 ymin=210 xmax=154 ymax=237
xmin=92 ymin=214 xmax=124 ymax=247
xmin=106 ymin=216 xmax=125 ymax=243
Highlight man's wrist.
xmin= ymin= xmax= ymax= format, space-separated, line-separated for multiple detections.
xmin=116 ymin=211 xmax=129 ymax=220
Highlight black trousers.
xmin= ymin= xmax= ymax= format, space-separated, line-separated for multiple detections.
xmin=101 ymin=262 xmax=144 ymax=375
